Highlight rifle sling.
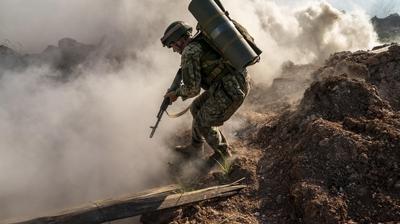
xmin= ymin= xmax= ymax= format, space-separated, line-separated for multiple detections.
xmin=166 ymin=104 xmax=191 ymax=118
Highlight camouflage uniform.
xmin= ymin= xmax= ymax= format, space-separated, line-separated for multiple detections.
xmin=173 ymin=37 xmax=250 ymax=154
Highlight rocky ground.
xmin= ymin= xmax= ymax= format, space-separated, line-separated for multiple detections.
xmin=141 ymin=44 xmax=400 ymax=223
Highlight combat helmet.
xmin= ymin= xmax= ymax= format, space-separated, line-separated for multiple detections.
xmin=161 ymin=21 xmax=193 ymax=47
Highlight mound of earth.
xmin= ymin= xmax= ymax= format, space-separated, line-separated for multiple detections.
xmin=257 ymin=75 xmax=400 ymax=223
xmin=251 ymin=43 xmax=400 ymax=115
xmin=312 ymin=44 xmax=400 ymax=111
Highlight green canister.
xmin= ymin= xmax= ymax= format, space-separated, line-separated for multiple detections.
xmin=189 ymin=0 xmax=260 ymax=71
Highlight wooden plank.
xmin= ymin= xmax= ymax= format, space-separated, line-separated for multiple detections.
xmin=4 ymin=184 xmax=180 ymax=224
xmin=6 ymin=182 xmax=246 ymax=224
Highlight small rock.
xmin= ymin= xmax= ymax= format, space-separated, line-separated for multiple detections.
xmin=209 ymin=208 xmax=219 ymax=216
xmin=358 ymin=187 xmax=368 ymax=196
xmin=395 ymin=181 xmax=400 ymax=189
xmin=255 ymin=212 xmax=260 ymax=216
xmin=319 ymin=138 xmax=329 ymax=147
xmin=276 ymin=195 xmax=283 ymax=204
xmin=366 ymin=56 xmax=380 ymax=65
xmin=379 ymin=55 xmax=389 ymax=63
xmin=349 ymin=173 xmax=358 ymax=181
xmin=360 ymin=153 xmax=369 ymax=162
xmin=387 ymin=178 xmax=395 ymax=187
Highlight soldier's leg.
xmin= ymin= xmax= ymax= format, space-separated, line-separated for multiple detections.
xmin=196 ymin=75 xmax=249 ymax=156
xmin=195 ymin=93 xmax=236 ymax=155
xmin=196 ymin=125 xmax=229 ymax=155
xmin=195 ymin=123 xmax=232 ymax=168
xmin=174 ymin=92 xmax=209 ymax=158
xmin=190 ymin=92 xmax=209 ymax=146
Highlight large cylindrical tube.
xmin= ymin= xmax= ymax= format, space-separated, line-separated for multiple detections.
xmin=189 ymin=0 xmax=260 ymax=71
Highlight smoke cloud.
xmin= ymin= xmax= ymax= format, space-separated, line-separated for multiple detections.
xmin=0 ymin=0 xmax=378 ymax=222
xmin=0 ymin=0 xmax=194 ymax=221
xmin=224 ymin=0 xmax=378 ymax=83
xmin=0 ymin=66 xmax=178 ymax=219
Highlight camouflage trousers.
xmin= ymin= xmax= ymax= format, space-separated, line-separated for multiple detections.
xmin=189 ymin=71 xmax=250 ymax=153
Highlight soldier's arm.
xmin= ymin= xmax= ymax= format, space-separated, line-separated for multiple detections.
xmin=175 ymin=43 xmax=202 ymax=101
xmin=168 ymin=69 xmax=182 ymax=92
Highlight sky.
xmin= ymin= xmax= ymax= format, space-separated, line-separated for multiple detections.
xmin=276 ymin=0 xmax=400 ymax=17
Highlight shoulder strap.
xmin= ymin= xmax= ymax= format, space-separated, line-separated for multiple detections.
xmin=231 ymin=19 xmax=263 ymax=56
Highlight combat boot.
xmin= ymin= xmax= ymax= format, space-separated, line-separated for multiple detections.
xmin=205 ymin=147 xmax=233 ymax=169
xmin=175 ymin=143 xmax=204 ymax=159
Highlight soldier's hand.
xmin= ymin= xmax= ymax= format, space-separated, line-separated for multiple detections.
xmin=164 ymin=91 xmax=178 ymax=103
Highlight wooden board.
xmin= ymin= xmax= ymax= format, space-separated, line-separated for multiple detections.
xmin=6 ymin=182 xmax=246 ymax=224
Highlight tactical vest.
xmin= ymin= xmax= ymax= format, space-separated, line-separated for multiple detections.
xmin=191 ymin=34 xmax=232 ymax=90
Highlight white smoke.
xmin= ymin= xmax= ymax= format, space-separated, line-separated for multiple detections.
xmin=0 ymin=62 xmax=179 ymax=221
xmin=223 ymin=0 xmax=378 ymax=84
xmin=0 ymin=0 xmax=193 ymax=221
xmin=0 ymin=0 xmax=379 ymax=222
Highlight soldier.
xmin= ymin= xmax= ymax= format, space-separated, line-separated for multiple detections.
xmin=161 ymin=21 xmax=250 ymax=166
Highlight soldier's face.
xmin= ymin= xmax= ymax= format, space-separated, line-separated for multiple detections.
xmin=171 ymin=42 xmax=182 ymax=54
xmin=170 ymin=38 xmax=186 ymax=55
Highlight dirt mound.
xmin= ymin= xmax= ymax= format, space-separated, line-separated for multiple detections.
xmin=298 ymin=75 xmax=391 ymax=121
xmin=312 ymin=44 xmax=400 ymax=111
xmin=247 ymin=44 xmax=400 ymax=115
xmin=257 ymin=75 xmax=400 ymax=223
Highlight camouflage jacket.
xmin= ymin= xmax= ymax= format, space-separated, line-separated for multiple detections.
xmin=174 ymin=37 xmax=246 ymax=101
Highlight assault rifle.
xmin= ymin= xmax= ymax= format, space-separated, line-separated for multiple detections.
xmin=149 ymin=97 xmax=170 ymax=138
xmin=149 ymin=69 xmax=182 ymax=138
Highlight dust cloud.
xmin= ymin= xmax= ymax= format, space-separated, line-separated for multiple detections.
xmin=224 ymin=0 xmax=378 ymax=84
xmin=0 ymin=0 xmax=192 ymax=221
xmin=0 ymin=0 xmax=379 ymax=222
